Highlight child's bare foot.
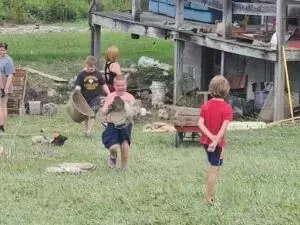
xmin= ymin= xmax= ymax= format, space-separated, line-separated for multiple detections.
xmin=205 ymin=197 xmax=214 ymax=205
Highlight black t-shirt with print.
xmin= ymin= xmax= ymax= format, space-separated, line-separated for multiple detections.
xmin=75 ymin=70 xmax=106 ymax=102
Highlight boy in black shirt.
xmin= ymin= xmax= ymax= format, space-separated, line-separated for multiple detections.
xmin=75 ymin=56 xmax=110 ymax=136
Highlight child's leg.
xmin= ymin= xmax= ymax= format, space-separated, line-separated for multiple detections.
xmin=85 ymin=117 xmax=94 ymax=135
xmin=0 ymin=97 xmax=4 ymax=132
xmin=120 ymin=140 xmax=129 ymax=169
xmin=0 ymin=75 xmax=4 ymax=89
xmin=0 ymin=96 xmax=8 ymax=126
xmin=203 ymin=145 xmax=223 ymax=204
xmin=108 ymin=144 xmax=119 ymax=168
xmin=207 ymin=166 xmax=219 ymax=204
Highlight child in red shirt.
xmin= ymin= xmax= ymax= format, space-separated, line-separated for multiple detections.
xmin=198 ymin=75 xmax=233 ymax=204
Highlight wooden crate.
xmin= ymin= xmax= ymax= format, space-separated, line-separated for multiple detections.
xmin=7 ymin=68 xmax=27 ymax=115
xmin=174 ymin=107 xmax=199 ymax=127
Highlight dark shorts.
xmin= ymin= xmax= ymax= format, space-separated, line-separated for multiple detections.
xmin=203 ymin=144 xmax=224 ymax=166
xmin=87 ymin=96 xmax=101 ymax=115
xmin=102 ymin=123 xmax=133 ymax=149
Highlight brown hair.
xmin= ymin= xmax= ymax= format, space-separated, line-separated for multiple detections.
xmin=209 ymin=75 xmax=230 ymax=99
xmin=105 ymin=46 xmax=119 ymax=62
xmin=0 ymin=42 xmax=8 ymax=50
xmin=84 ymin=56 xmax=97 ymax=66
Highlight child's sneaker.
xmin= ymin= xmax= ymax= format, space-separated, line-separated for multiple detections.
xmin=107 ymin=154 xmax=117 ymax=168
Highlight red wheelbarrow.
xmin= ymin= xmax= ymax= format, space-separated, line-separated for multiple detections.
xmin=174 ymin=107 xmax=201 ymax=147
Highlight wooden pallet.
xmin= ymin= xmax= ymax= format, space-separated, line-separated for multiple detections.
xmin=7 ymin=68 xmax=27 ymax=115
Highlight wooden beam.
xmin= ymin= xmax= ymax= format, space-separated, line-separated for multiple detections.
xmin=221 ymin=0 xmax=232 ymax=76
xmin=220 ymin=52 xmax=226 ymax=76
xmin=176 ymin=33 xmax=277 ymax=61
xmin=174 ymin=0 xmax=185 ymax=104
xmin=131 ymin=0 xmax=141 ymax=39
xmin=191 ymin=0 xmax=276 ymax=16
xmin=223 ymin=0 xmax=232 ymax=40
xmin=132 ymin=0 xmax=141 ymax=21
xmin=92 ymin=14 xmax=168 ymax=39
xmin=174 ymin=41 xmax=184 ymax=104
xmin=88 ymin=0 xmax=96 ymax=56
xmin=93 ymin=25 xmax=101 ymax=64
xmin=175 ymin=0 xmax=184 ymax=28
xmin=93 ymin=0 xmax=101 ymax=63
xmin=273 ymin=0 xmax=286 ymax=121
xmin=95 ymin=0 xmax=101 ymax=11
xmin=25 ymin=67 xmax=68 ymax=83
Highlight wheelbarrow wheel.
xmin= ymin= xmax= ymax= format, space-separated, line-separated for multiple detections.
xmin=175 ymin=132 xmax=184 ymax=148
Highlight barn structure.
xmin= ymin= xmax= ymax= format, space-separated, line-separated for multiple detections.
xmin=89 ymin=0 xmax=300 ymax=122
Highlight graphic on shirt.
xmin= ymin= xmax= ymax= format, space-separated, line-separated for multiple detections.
xmin=83 ymin=75 xmax=99 ymax=90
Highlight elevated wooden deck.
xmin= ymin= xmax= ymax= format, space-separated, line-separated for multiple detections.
xmin=92 ymin=11 xmax=300 ymax=61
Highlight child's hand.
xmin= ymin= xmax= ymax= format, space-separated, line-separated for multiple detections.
xmin=207 ymin=141 xmax=217 ymax=152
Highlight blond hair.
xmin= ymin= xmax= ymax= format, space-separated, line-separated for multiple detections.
xmin=85 ymin=56 xmax=97 ymax=66
xmin=114 ymin=74 xmax=125 ymax=83
xmin=209 ymin=75 xmax=230 ymax=99
xmin=105 ymin=46 xmax=119 ymax=62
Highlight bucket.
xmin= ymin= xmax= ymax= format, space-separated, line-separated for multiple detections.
xmin=254 ymin=91 xmax=269 ymax=110
xmin=66 ymin=91 xmax=95 ymax=123
xmin=150 ymin=81 xmax=167 ymax=106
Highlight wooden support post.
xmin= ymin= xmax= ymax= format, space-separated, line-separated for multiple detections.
xmin=93 ymin=0 xmax=101 ymax=65
xmin=174 ymin=0 xmax=184 ymax=104
xmin=221 ymin=0 xmax=232 ymax=76
xmin=132 ymin=0 xmax=141 ymax=21
xmin=273 ymin=0 xmax=286 ymax=121
xmin=88 ymin=0 xmax=96 ymax=56
xmin=132 ymin=0 xmax=141 ymax=37
xmin=131 ymin=0 xmax=141 ymax=39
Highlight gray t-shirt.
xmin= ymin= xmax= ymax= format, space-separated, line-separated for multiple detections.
xmin=0 ymin=55 xmax=15 ymax=77
xmin=0 ymin=55 xmax=15 ymax=94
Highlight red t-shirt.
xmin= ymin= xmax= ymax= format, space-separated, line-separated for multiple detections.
xmin=199 ymin=99 xmax=233 ymax=147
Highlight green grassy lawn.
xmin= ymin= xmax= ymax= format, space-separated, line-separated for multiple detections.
xmin=0 ymin=109 xmax=299 ymax=225
xmin=0 ymin=30 xmax=299 ymax=224
xmin=1 ymin=31 xmax=173 ymax=79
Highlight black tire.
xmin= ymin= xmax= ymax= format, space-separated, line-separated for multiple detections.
xmin=175 ymin=132 xmax=184 ymax=148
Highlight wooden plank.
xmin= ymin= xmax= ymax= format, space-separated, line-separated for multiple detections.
xmin=232 ymin=2 xmax=276 ymax=16
xmin=191 ymin=0 xmax=276 ymax=16
xmin=273 ymin=0 xmax=286 ymax=121
xmin=92 ymin=14 xmax=168 ymax=39
xmin=191 ymin=0 xmax=223 ymax=11
xmin=24 ymin=67 xmax=68 ymax=83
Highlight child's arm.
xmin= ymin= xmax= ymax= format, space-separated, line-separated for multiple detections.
xmin=97 ymin=72 xmax=110 ymax=95
xmin=74 ymin=73 xmax=83 ymax=91
xmin=207 ymin=120 xmax=231 ymax=152
xmin=102 ymin=84 xmax=110 ymax=96
xmin=101 ymin=94 xmax=114 ymax=115
xmin=198 ymin=117 xmax=215 ymax=141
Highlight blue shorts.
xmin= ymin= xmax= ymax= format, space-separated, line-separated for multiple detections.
xmin=102 ymin=123 xmax=133 ymax=149
xmin=203 ymin=144 xmax=224 ymax=166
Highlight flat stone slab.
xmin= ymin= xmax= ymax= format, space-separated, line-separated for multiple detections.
xmin=46 ymin=162 xmax=96 ymax=174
